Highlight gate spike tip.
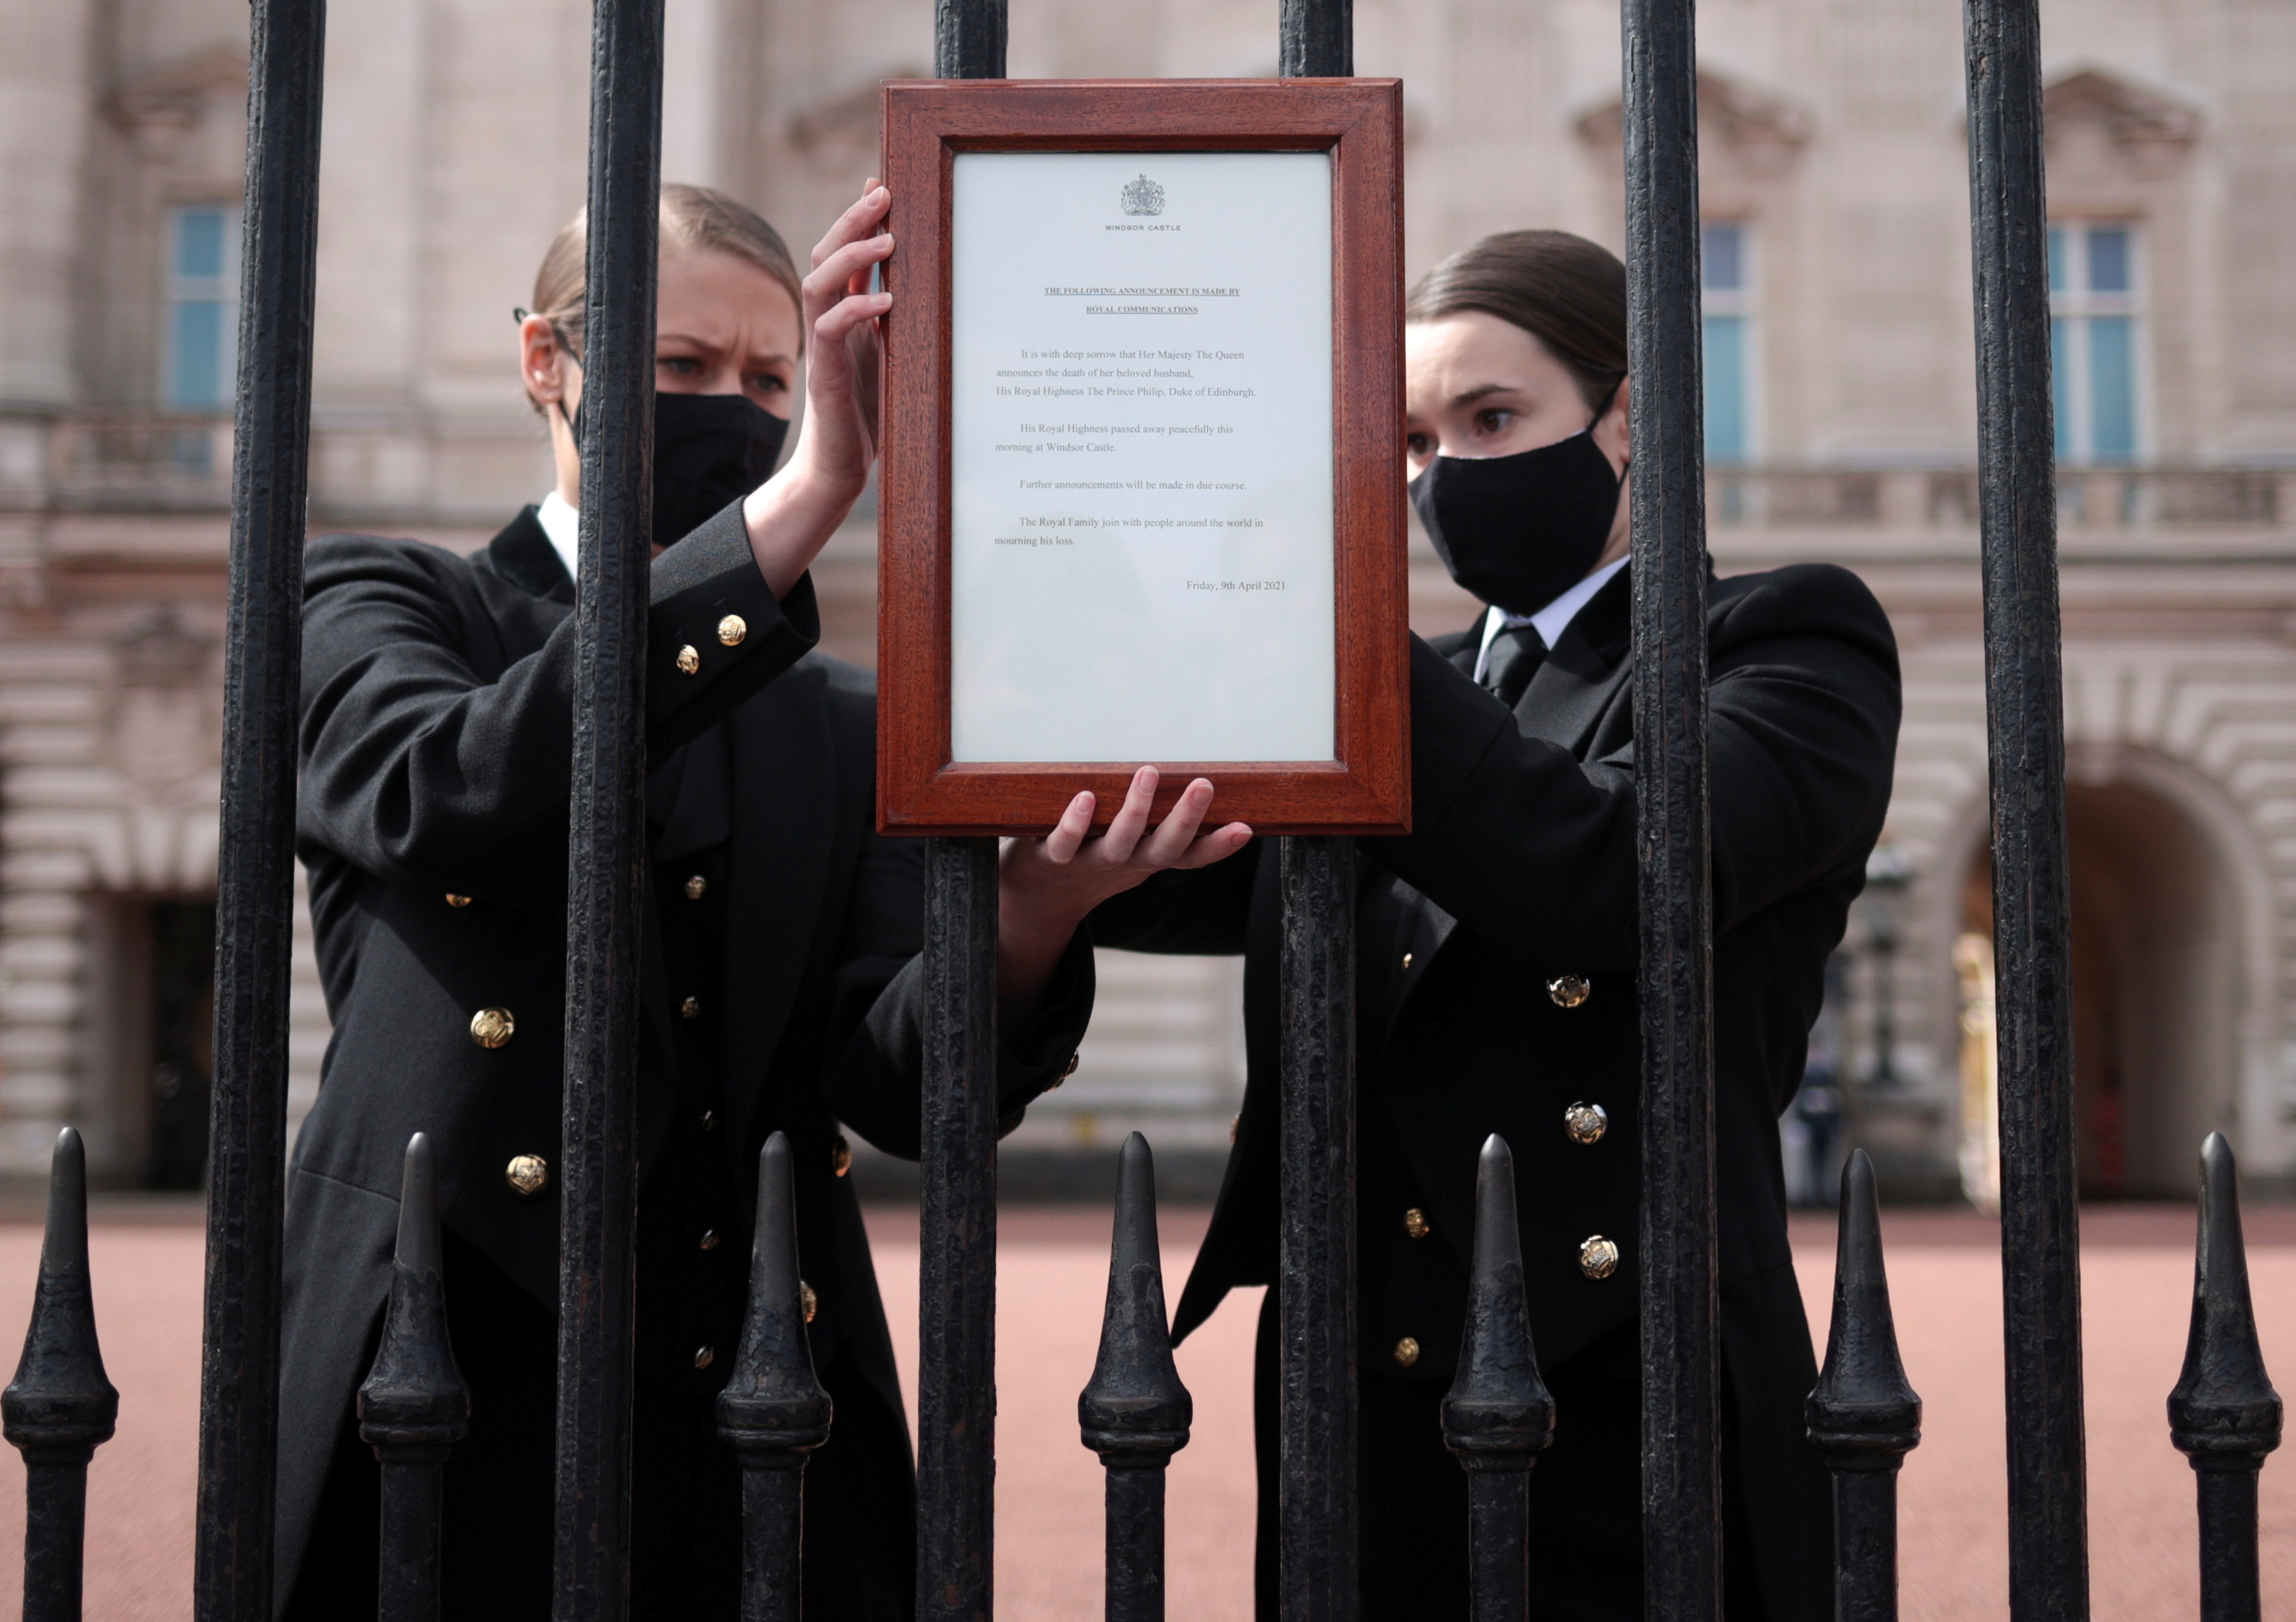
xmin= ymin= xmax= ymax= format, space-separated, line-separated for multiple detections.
xmin=1079 ymin=1132 xmax=1192 ymax=1465
xmin=1441 ymin=1134 xmax=1555 ymax=1472
xmin=2168 ymin=1132 xmax=2282 ymax=1469
xmin=718 ymin=1132 xmax=833 ymax=1458
xmin=358 ymin=1133 xmax=470 ymax=1460
xmin=2 ymin=1127 xmax=119 ymax=1463
xmin=1806 ymin=1148 xmax=1921 ymax=1471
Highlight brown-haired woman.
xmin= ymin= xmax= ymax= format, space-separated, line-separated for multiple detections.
xmin=278 ymin=182 xmax=1249 ymax=1621
xmin=1090 ymin=228 xmax=1902 ymax=1618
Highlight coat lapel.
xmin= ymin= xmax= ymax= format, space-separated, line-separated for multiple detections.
xmin=718 ymin=664 xmax=837 ymax=1155
xmin=1387 ymin=570 xmax=1633 ymax=1033
xmin=1513 ymin=565 xmax=1632 ymax=754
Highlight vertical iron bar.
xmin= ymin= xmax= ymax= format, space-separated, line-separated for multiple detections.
xmin=1620 ymin=0 xmax=1718 ymax=1612
xmin=1278 ymin=0 xmax=1351 ymax=76
xmin=553 ymin=0 xmax=664 ymax=1610
xmin=2168 ymin=1134 xmax=2281 ymax=1622
xmin=4 ymin=1129 xmax=120 ymax=1622
xmin=719 ymin=1134 xmax=835 ymax=1622
xmin=934 ymin=0 xmax=1006 ymax=83
xmin=197 ymin=0 xmax=325 ymax=1607
xmin=917 ymin=17 xmax=1004 ymax=1622
xmin=1277 ymin=6 xmax=1355 ymax=1608
xmin=917 ymin=836 xmax=999 ymax=1622
xmin=1079 ymin=1134 xmax=1193 ymax=1622
xmin=1960 ymin=0 xmax=2085 ymax=1616
xmin=1276 ymin=835 xmax=1356 ymax=1622
xmin=358 ymin=1134 xmax=471 ymax=1622
xmin=1441 ymin=1135 xmax=1556 ymax=1622
xmin=1805 ymin=1150 xmax=1922 ymax=1622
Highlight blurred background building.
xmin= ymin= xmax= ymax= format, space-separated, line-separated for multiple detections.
xmin=1 ymin=0 xmax=2292 ymax=1200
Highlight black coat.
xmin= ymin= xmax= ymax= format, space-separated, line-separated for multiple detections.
xmin=1090 ymin=561 xmax=1900 ymax=1620
xmin=278 ymin=504 xmax=1092 ymax=1619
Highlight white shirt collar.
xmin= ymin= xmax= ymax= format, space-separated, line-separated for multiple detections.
xmin=1472 ymin=555 xmax=1630 ymax=684
xmin=536 ymin=490 xmax=580 ymax=585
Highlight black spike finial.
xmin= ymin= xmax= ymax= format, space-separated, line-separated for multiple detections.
xmin=1806 ymin=1149 xmax=1922 ymax=1471
xmin=2170 ymin=1134 xmax=2279 ymax=1622
xmin=4 ymin=1127 xmax=119 ymax=1465
xmin=4 ymin=1127 xmax=120 ymax=1622
xmin=719 ymin=1133 xmax=834 ymax=1622
xmin=1441 ymin=1134 xmax=1555 ymax=1473
xmin=720 ymin=1133 xmax=836 ymax=1455
xmin=358 ymin=1133 xmax=471 ymax=1463
xmin=1079 ymin=1132 xmax=1192 ymax=1465
xmin=2169 ymin=1133 xmax=2282 ymax=1466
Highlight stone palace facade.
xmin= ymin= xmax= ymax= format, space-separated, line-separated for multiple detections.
xmin=1 ymin=0 xmax=2292 ymax=1196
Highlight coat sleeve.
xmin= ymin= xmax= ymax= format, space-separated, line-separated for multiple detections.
xmin=1082 ymin=839 xmax=1262 ymax=956
xmin=298 ymin=501 xmax=817 ymax=886
xmin=1364 ymin=563 xmax=1901 ymax=971
xmin=816 ymin=828 xmax=1099 ymax=1160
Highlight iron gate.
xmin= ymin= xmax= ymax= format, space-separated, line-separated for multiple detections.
xmin=0 ymin=0 xmax=2284 ymax=1616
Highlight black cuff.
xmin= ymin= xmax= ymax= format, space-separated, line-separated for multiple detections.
xmin=645 ymin=498 xmax=821 ymax=753
xmin=995 ymin=930 xmax=1097 ymax=1114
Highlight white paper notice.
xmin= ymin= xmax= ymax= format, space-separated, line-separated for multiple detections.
xmin=949 ymin=151 xmax=1335 ymax=763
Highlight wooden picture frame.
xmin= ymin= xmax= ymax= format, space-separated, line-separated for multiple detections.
xmin=876 ymin=78 xmax=1406 ymax=836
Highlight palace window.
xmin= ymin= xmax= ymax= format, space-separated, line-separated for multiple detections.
xmin=2049 ymin=221 xmax=2142 ymax=464
xmin=164 ymin=205 xmax=242 ymax=410
xmin=1702 ymin=222 xmax=1754 ymax=464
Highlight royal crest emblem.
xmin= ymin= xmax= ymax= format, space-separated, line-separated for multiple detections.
xmin=1120 ymin=174 xmax=1166 ymax=216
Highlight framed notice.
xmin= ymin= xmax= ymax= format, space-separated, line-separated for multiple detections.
xmin=877 ymin=79 xmax=1407 ymax=835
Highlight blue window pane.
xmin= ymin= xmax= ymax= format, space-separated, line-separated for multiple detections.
xmin=2051 ymin=316 xmax=2072 ymax=462
xmin=2089 ymin=317 xmax=2136 ymax=462
xmin=1703 ymin=224 xmax=1742 ymax=293
xmin=169 ymin=300 xmax=225 ymax=407
xmin=176 ymin=209 xmax=226 ymax=280
xmin=2048 ymin=227 xmax=2067 ymax=295
xmin=2087 ymin=228 xmax=2130 ymax=294
xmin=1703 ymin=314 xmax=1746 ymax=462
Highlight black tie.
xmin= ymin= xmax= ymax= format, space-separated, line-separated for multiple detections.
xmin=1482 ymin=622 xmax=1547 ymax=708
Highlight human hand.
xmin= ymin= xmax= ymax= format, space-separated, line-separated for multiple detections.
xmin=742 ymin=179 xmax=892 ymax=594
xmin=997 ymin=768 xmax=1252 ymax=1023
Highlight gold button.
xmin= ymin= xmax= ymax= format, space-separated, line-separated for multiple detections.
xmin=1393 ymin=1336 xmax=1421 ymax=1368
xmin=470 ymin=1007 xmax=515 ymax=1049
xmin=718 ymin=614 xmax=747 ymax=647
xmin=1403 ymin=1207 xmax=1431 ymax=1240
xmin=1564 ymin=1101 xmax=1609 ymax=1145
xmin=700 ymin=1109 xmax=718 ymax=1134
xmin=694 ymin=1345 xmax=715 ymax=1370
xmin=684 ymin=874 xmax=707 ymax=900
xmin=681 ymin=996 xmax=702 ymax=1020
xmin=831 ymin=1134 xmax=852 ymax=1177
xmin=505 ymin=1155 xmax=549 ymax=1197
xmin=699 ymin=1229 xmax=720 ymax=1251
xmin=1580 ymin=1235 xmax=1621 ymax=1279
xmin=1547 ymin=974 xmax=1591 ymax=1008
xmin=801 ymin=1281 xmax=818 ymax=1323
xmin=445 ymin=893 xmax=472 ymax=908
xmin=1401 ymin=951 xmax=1414 ymax=970
xmin=676 ymin=644 xmax=701 ymax=676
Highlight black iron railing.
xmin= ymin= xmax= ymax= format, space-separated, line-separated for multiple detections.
xmin=196 ymin=0 xmax=326 ymax=1608
xmin=1 ymin=0 xmax=2282 ymax=1614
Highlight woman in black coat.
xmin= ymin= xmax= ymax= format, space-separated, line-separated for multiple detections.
xmin=1088 ymin=229 xmax=1902 ymax=1620
xmin=279 ymin=182 xmax=1245 ymax=1622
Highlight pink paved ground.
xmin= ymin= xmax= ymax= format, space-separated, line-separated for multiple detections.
xmin=1 ymin=1204 xmax=2291 ymax=1619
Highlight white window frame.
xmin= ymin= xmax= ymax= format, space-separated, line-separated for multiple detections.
xmin=163 ymin=203 xmax=243 ymax=412
xmin=2049 ymin=219 xmax=2147 ymax=467
xmin=1700 ymin=220 xmax=1759 ymax=465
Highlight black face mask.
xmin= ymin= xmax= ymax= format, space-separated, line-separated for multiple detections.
xmin=1409 ymin=418 xmax=1622 ymax=617
xmin=568 ymin=390 xmax=790 ymax=550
